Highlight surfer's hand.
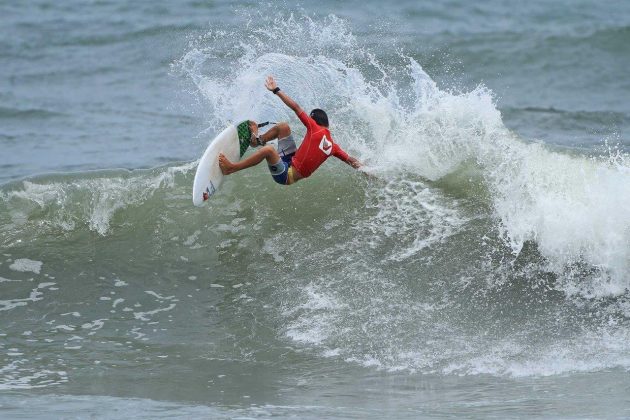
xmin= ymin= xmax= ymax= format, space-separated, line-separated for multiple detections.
xmin=265 ymin=76 xmax=277 ymax=91
xmin=347 ymin=156 xmax=362 ymax=169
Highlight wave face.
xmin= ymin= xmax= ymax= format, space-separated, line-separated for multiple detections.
xmin=1 ymin=9 xmax=630 ymax=410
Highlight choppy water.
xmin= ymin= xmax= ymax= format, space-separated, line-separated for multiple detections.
xmin=1 ymin=1 xmax=630 ymax=418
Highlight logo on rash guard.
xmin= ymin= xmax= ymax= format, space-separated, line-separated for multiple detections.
xmin=319 ymin=135 xmax=332 ymax=156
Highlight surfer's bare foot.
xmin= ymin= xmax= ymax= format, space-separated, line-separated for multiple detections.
xmin=218 ymin=153 xmax=237 ymax=175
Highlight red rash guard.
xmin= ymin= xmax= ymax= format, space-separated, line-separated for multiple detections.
xmin=290 ymin=111 xmax=349 ymax=178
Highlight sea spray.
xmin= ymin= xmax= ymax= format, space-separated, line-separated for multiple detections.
xmin=174 ymin=12 xmax=630 ymax=292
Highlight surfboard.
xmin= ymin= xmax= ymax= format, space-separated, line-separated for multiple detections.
xmin=192 ymin=121 xmax=251 ymax=206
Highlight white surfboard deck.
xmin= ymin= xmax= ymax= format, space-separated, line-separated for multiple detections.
xmin=192 ymin=124 xmax=240 ymax=206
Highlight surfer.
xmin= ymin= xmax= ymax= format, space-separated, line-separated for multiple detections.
xmin=218 ymin=76 xmax=361 ymax=185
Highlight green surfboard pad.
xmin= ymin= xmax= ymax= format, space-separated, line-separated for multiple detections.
xmin=236 ymin=120 xmax=251 ymax=158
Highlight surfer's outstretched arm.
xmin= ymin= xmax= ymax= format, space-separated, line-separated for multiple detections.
xmin=345 ymin=156 xmax=362 ymax=169
xmin=265 ymin=76 xmax=303 ymax=115
xmin=333 ymin=147 xmax=362 ymax=170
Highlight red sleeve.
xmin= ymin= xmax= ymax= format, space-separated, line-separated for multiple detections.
xmin=332 ymin=143 xmax=349 ymax=162
xmin=297 ymin=110 xmax=315 ymax=130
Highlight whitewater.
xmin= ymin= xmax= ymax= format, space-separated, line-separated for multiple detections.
xmin=1 ymin=5 xmax=629 ymax=419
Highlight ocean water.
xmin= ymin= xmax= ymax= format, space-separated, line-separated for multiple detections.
xmin=1 ymin=1 xmax=630 ymax=418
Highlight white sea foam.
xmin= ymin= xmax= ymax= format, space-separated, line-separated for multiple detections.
xmin=183 ymin=230 xmax=201 ymax=246
xmin=134 ymin=304 xmax=177 ymax=322
xmin=443 ymin=326 xmax=630 ymax=377
xmin=0 ymin=282 xmax=56 ymax=312
xmin=358 ymin=178 xmax=467 ymax=261
xmin=0 ymin=360 xmax=68 ymax=390
xmin=9 ymin=258 xmax=43 ymax=274
xmin=284 ymin=283 xmax=348 ymax=346
xmin=81 ymin=319 xmax=108 ymax=332
xmin=346 ymin=58 xmax=630 ymax=291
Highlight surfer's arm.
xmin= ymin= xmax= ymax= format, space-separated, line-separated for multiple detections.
xmin=333 ymin=145 xmax=362 ymax=169
xmin=345 ymin=156 xmax=362 ymax=169
xmin=265 ymin=75 xmax=304 ymax=115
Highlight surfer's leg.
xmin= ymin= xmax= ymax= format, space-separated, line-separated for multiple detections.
xmin=259 ymin=122 xmax=291 ymax=143
xmin=218 ymin=145 xmax=280 ymax=175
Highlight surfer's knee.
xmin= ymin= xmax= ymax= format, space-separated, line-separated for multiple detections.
xmin=276 ymin=122 xmax=291 ymax=138
xmin=261 ymin=122 xmax=291 ymax=142
xmin=257 ymin=144 xmax=278 ymax=162
xmin=261 ymin=144 xmax=276 ymax=154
